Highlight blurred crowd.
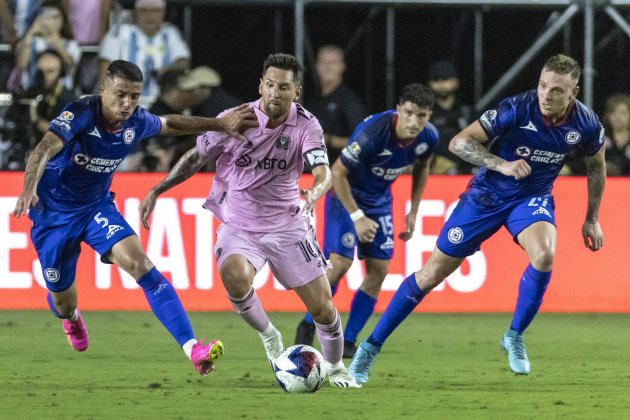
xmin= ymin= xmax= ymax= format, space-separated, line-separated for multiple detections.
xmin=1 ymin=0 xmax=629 ymax=176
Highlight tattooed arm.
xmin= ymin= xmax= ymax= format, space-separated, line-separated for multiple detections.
xmin=449 ymin=121 xmax=531 ymax=180
xmin=13 ymin=132 xmax=64 ymax=217
xmin=139 ymin=147 xmax=206 ymax=229
xmin=581 ymin=145 xmax=606 ymax=251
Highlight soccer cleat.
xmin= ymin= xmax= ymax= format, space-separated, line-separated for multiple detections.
xmin=294 ymin=319 xmax=315 ymax=346
xmin=342 ymin=340 xmax=358 ymax=359
xmin=328 ymin=365 xmax=362 ymax=388
xmin=62 ymin=309 xmax=89 ymax=352
xmin=260 ymin=328 xmax=284 ymax=365
xmin=191 ymin=339 xmax=224 ymax=376
xmin=348 ymin=339 xmax=381 ymax=383
xmin=500 ymin=331 xmax=531 ymax=375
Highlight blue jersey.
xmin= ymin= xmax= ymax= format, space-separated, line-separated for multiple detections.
xmin=30 ymin=96 xmax=162 ymax=225
xmin=339 ymin=110 xmax=439 ymax=212
xmin=471 ymin=90 xmax=604 ymax=204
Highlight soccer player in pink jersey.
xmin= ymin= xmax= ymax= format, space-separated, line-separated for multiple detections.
xmin=140 ymin=53 xmax=361 ymax=388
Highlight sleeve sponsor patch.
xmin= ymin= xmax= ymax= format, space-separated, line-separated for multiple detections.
xmin=303 ymin=148 xmax=329 ymax=167
xmin=479 ymin=109 xmax=497 ymax=131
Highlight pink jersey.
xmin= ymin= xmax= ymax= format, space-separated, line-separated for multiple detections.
xmin=197 ymin=99 xmax=328 ymax=232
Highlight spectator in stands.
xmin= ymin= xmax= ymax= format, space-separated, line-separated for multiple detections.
xmin=62 ymin=0 xmax=112 ymax=94
xmin=602 ymin=93 xmax=630 ymax=176
xmin=0 ymin=0 xmax=39 ymax=44
xmin=98 ymin=0 xmax=190 ymax=98
xmin=427 ymin=60 xmax=473 ymax=174
xmin=304 ymin=45 xmax=367 ymax=166
xmin=13 ymin=1 xmax=80 ymax=91
xmin=181 ymin=66 xmax=241 ymax=118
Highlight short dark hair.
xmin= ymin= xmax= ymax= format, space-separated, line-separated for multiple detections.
xmin=262 ymin=53 xmax=303 ymax=83
xmin=106 ymin=60 xmax=143 ymax=83
xmin=399 ymin=83 xmax=435 ymax=110
xmin=544 ymin=54 xmax=581 ymax=81
xmin=158 ymin=68 xmax=185 ymax=93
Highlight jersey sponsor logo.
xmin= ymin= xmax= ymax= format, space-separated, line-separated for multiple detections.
xmin=519 ymin=120 xmax=538 ymax=132
xmin=448 ymin=227 xmax=464 ymax=244
xmin=123 ymin=129 xmax=136 ymax=144
xmin=275 ymin=134 xmax=291 ymax=151
xmin=74 ymin=153 xmax=90 ymax=165
xmin=532 ymin=206 xmax=552 ymax=218
xmin=530 ymin=149 xmax=567 ymax=164
xmin=88 ymin=127 xmax=101 ymax=138
xmin=304 ymin=149 xmax=329 ymax=167
xmin=256 ymin=158 xmax=287 ymax=170
xmin=371 ymin=166 xmax=406 ymax=181
xmin=342 ymin=232 xmax=355 ymax=248
xmin=235 ymin=155 xmax=252 ymax=167
xmin=377 ymin=149 xmax=393 ymax=156
xmin=59 ymin=111 xmax=74 ymax=121
xmin=565 ymin=130 xmax=581 ymax=144
xmin=44 ymin=268 xmax=61 ymax=283
xmin=106 ymin=224 xmax=124 ymax=239
xmin=52 ymin=119 xmax=71 ymax=132
xmin=515 ymin=146 xmax=532 ymax=157
xmin=414 ymin=143 xmax=429 ymax=155
xmin=479 ymin=109 xmax=497 ymax=129
xmin=380 ymin=237 xmax=395 ymax=250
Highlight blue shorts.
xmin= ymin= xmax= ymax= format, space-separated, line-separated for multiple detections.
xmin=30 ymin=201 xmax=136 ymax=292
xmin=322 ymin=194 xmax=394 ymax=261
xmin=436 ymin=192 xmax=556 ymax=258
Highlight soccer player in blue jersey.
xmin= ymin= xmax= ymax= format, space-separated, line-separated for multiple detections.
xmin=295 ymin=84 xmax=438 ymax=358
xmin=12 ymin=60 xmax=257 ymax=376
xmin=349 ymin=54 xmax=606 ymax=381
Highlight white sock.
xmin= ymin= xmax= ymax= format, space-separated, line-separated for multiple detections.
xmin=258 ymin=322 xmax=277 ymax=339
xmin=182 ymin=338 xmax=198 ymax=360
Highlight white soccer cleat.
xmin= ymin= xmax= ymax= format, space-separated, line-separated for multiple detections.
xmin=260 ymin=327 xmax=284 ymax=365
xmin=328 ymin=365 xmax=362 ymax=388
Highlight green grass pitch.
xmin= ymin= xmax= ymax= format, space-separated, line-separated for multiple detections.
xmin=1 ymin=311 xmax=628 ymax=419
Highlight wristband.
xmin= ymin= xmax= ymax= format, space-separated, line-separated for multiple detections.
xmin=349 ymin=209 xmax=365 ymax=222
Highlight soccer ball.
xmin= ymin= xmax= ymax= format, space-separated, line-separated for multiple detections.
xmin=273 ymin=345 xmax=327 ymax=393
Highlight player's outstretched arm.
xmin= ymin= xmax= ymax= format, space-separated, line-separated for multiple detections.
xmin=450 ymin=121 xmax=531 ymax=180
xmin=140 ymin=147 xmax=206 ymax=229
xmin=331 ymin=159 xmax=378 ymax=243
xmin=158 ymin=104 xmax=257 ymax=140
xmin=399 ymin=159 xmax=431 ymax=242
xmin=300 ymin=164 xmax=332 ymax=214
xmin=12 ymin=132 xmax=64 ymax=218
xmin=582 ymin=145 xmax=606 ymax=251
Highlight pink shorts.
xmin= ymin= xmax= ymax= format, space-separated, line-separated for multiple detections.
xmin=214 ymin=218 xmax=329 ymax=290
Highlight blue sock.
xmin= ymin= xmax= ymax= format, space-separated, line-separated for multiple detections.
xmin=138 ymin=267 xmax=195 ymax=346
xmin=368 ymin=274 xmax=427 ymax=347
xmin=46 ymin=293 xmax=62 ymax=318
xmin=344 ymin=289 xmax=377 ymax=343
xmin=304 ymin=283 xmax=339 ymax=325
xmin=510 ymin=264 xmax=552 ymax=334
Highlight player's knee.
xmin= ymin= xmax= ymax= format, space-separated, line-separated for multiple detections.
xmin=220 ymin=263 xmax=255 ymax=298
xmin=310 ymin=300 xmax=336 ymax=325
xmin=529 ymin=248 xmax=555 ymax=272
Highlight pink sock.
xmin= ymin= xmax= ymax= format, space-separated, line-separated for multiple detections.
xmin=228 ymin=288 xmax=270 ymax=332
xmin=314 ymin=310 xmax=343 ymax=365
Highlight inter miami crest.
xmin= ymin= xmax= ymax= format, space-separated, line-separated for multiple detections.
xmin=275 ymin=134 xmax=291 ymax=150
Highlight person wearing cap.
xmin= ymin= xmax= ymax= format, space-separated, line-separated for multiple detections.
xmin=98 ymin=0 xmax=190 ymax=97
xmin=179 ymin=66 xmax=241 ymax=119
xmin=305 ymin=45 xmax=367 ymax=169
xmin=427 ymin=60 xmax=473 ymax=174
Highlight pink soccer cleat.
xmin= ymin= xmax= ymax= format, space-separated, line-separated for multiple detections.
xmin=62 ymin=309 xmax=89 ymax=352
xmin=191 ymin=339 xmax=224 ymax=376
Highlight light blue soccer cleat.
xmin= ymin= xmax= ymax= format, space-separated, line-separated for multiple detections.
xmin=348 ymin=339 xmax=381 ymax=383
xmin=500 ymin=330 xmax=531 ymax=375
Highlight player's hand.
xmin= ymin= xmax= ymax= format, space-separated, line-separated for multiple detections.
xmin=398 ymin=211 xmax=417 ymax=241
xmin=498 ymin=159 xmax=531 ymax=180
xmin=300 ymin=185 xmax=323 ymax=215
xmin=582 ymin=219 xmax=604 ymax=251
xmin=354 ymin=216 xmax=379 ymax=243
xmin=139 ymin=190 xmax=158 ymax=230
xmin=13 ymin=191 xmax=39 ymax=218
xmin=221 ymin=104 xmax=258 ymax=142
